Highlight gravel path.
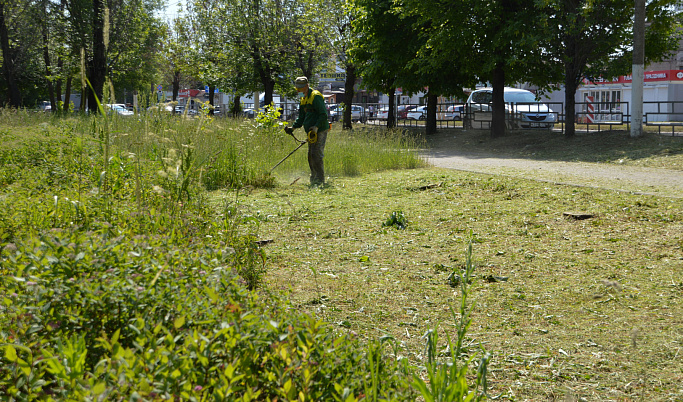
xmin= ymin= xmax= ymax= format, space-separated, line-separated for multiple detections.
xmin=424 ymin=146 xmax=683 ymax=199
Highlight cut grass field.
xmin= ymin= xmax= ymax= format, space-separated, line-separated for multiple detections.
xmin=233 ymin=134 xmax=682 ymax=400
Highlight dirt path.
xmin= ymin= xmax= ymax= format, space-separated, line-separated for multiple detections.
xmin=424 ymin=147 xmax=683 ymax=198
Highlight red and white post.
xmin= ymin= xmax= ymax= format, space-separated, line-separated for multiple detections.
xmin=586 ymin=96 xmax=595 ymax=124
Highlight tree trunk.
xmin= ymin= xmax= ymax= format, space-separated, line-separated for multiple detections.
xmin=88 ymin=0 xmax=106 ymax=113
xmin=491 ymin=61 xmax=506 ymax=138
xmin=297 ymin=45 xmax=317 ymax=81
xmin=232 ymin=95 xmax=241 ymax=117
xmin=55 ymin=0 xmax=66 ymax=111
xmin=387 ymin=87 xmax=396 ymax=129
xmin=208 ymin=84 xmax=215 ymax=115
xmin=0 ymin=3 xmax=21 ymax=107
xmin=42 ymin=23 xmax=56 ymax=111
xmin=172 ymin=70 xmax=180 ymax=102
xmin=426 ymin=92 xmax=438 ymax=135
xmin=64 ymin=76 xmax=72 ymax=113
xmin=343 ymin=63 xmax=356 ymax=130
xmin=55 ymin=57 xmax=63 ymax=111
xmin=564 ymin=75 xmax=577 ymax=138
xmin=172 ymin=70 xmax=179 ymax=115
xmin=262 ymin=78 xmax=274 ymax=108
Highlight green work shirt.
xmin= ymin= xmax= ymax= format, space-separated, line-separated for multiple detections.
xmin=293 ymin=89 xmax=329 ymax=132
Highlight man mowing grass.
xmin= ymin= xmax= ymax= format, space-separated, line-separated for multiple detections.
xmin=284 ymin=76 xmax=330 ymax=186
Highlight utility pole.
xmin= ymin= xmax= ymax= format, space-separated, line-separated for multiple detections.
xmin=631 ymin=0 xmax=645 ymax=138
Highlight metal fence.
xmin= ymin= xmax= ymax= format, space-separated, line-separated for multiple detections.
xmin=643 ymin=101 xmax=683 ymax=135
xmin=228 ymin=100 xmax=683 ymax=135
xmin=573 ymin=101 xmax=629 ymax=132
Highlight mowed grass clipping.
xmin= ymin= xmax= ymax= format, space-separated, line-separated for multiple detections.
xmin=231 ymin=168 xmax=683 ymax=400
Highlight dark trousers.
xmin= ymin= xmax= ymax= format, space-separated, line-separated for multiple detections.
xmin=308 ymin=129 xmax=328 ymax=185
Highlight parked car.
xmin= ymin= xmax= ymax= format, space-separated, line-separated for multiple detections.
xmin=327 ymin=104 xmax=340 ymax=121
xmin=397 ymin=105 xmax=411 ymax=119
xmin=444 ymin=105 xmax=464 ymax=120
xmin=406 ymin=106 xmax=428 ymax=120
xmin=242 ymin=108 xmax=255 ymax=118
xmin=376 ymin=106 xmax=389 ymax=120
xmin=106 ymin=104 xmax=134 ymax=116
xmin=376 ymin=105 xmax=410 ymax=120
xmin=147 ymin=103 xmax=173 ymax=113
xmin=329 ymin=104 xmax=366 ymax=122
xmin=466 ymin=87 xmax=556 ymax=129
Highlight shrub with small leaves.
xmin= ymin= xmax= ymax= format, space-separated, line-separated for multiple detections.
xmin=382 ymin=210 xmax=408 ymax=230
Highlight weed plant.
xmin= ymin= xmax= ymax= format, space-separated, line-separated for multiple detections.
xmin=383 ymin=210 xmax=408 ymax=230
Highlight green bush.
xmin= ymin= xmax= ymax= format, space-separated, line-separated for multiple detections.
xmin=0 ymin=231 xmax=415 ymax=400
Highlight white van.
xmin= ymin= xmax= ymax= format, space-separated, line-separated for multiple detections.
xmin=466 ymin=87 xmax=556 ymax=129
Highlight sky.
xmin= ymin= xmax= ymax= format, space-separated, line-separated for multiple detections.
xmin=157 ymin=0 xmax=183 ymax=22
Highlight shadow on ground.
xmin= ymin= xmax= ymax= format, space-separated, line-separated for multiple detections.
xmin=422 ymin=128 xmax=683 ymax=167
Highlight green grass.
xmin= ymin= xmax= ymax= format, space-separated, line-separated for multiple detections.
xmin=0 ymin=112 xmax=450 ymax=401
xmin=242 ymin=167 xmax=682 ymax=400
xmin=1 ymin=111 xmax=681 ymax=400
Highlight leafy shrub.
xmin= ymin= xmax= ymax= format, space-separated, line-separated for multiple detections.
xmin=383 ymin=210 xmax=408 ymax=230
xmin=0 ymin=231 xmax=414 ymax=400
xmin=255 ymin=103 xmax=283 ymax=130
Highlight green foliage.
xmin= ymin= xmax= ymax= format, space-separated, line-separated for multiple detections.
xmin=255 ymin=103 xmax=284 ymax=130
xmin=228 ymin=99 xmax=243 ymax=115
xmin=383 ymin=210 xmax=408 ymax=230
xmin=413 ymin=240 xmax=490 ymax=402
xmin=0 ymin=232 xmax=408 ymax=400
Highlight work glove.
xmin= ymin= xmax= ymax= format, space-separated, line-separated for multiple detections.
xmin=284 ymin=126 xmax=294 ymax=135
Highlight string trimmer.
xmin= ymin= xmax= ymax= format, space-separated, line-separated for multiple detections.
xmin=269 ymin=130 xmax=307 ymax=173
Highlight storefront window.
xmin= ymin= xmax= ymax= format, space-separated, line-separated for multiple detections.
xmin=585 ymin=89 xmax=621 ymax=121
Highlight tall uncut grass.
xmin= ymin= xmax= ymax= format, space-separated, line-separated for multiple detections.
xmin=0 ymin=109 xmax=426 ymax=242
xmin=100 ymin=111 xmax=426 ymax=188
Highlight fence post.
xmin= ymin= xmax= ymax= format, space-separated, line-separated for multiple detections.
xmin=586 ymin=96 xmax=595 ymax=124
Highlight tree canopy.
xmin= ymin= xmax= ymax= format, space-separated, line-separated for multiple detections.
xmin=1 ymin=0 xmax=682 ymax=129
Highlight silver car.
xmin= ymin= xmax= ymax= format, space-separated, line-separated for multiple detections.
xmin=329 ymin=104 xmax=366 ymax=122
xmin=444 ymin=105 xmax=463 ymax=120
xmin=466 ymin=87 xmax=556 ymax=129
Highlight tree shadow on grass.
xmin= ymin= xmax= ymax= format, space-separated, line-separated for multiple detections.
xmin=424 ymin=128 xmax=683 ymax=166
